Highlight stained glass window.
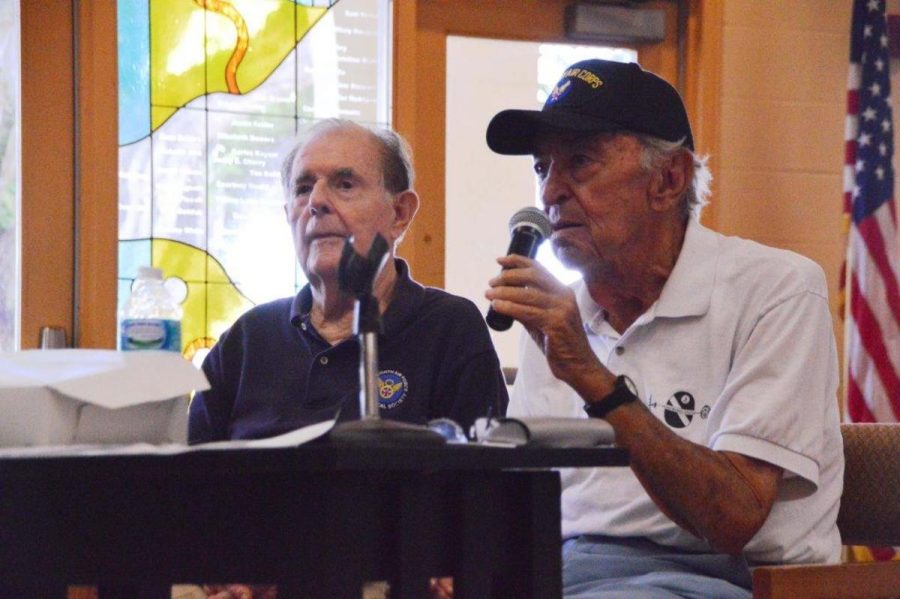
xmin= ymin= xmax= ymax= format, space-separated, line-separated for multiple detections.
xmin=0 ymin=1 xmax=20 ymax=351
xmin=117 ymin=0 xmax=391 ymax=362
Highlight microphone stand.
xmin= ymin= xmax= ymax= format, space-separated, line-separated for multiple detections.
xmin=329 ymin=235 xmax=444 ymax=445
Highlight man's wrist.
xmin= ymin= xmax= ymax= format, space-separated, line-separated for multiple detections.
xmin=584 ymin=374 xmax=639 ymax=419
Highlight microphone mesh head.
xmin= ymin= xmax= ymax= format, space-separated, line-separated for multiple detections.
xmin=509 ymin=206 xmax=552 ymax=240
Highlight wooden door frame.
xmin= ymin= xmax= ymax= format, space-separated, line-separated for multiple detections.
xmin=393 ymin=0 xmax=721 ymax=288
xmin=74 ymin=1 xmax=119 ymax=350
xmin=19 ymin=1 xmax=117 ymax=349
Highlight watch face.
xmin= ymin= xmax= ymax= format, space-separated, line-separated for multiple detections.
xmin=621 ymin=375 xmax=638 ymax=397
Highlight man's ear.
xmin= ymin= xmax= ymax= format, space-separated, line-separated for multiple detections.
xmin=649 ymin=150 xmax=693 ymax=213
xmin=391 ymin=190 xmax=420 ymax=241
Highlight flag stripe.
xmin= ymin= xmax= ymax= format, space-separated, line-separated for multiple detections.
xmin=849 ymin=273 xmax=900 ymax=418
xmin=847 ymin=314 xmax=898 ymax=421
xmin=846 ymin=374 xmax=877 ymax=422
xmin=856 ymin=208 xmax=900 ymax=323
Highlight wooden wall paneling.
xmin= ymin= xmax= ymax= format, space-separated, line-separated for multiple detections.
xmin=682 ymin=0 xmax=723 ymax=230
xmin=416 ymin=0 xmax=569 ymax=41
xmin=392 ymin=1 xmax=420 ymax=273
xmin=20 ymin=1 xmax=76 ymax=349
xmin=405 ymin=25 xmax=446 ymax=288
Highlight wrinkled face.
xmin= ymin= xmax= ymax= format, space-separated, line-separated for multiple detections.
xmin=284 ymin=128 xmax=401 ymax=284
xmin=533 ymin=132 xmax=654 ymax=272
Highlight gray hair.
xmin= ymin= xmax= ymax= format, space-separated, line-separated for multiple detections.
xmin=280 ymin=118 xmax=415 ymax=197
xmin=633 ymin=133 xmax=711 ymax=220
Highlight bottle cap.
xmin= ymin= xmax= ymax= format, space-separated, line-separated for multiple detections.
xmin=138 ymin=266 xmax=164 ymax=280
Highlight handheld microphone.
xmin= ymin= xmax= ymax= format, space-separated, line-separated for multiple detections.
xmin=486 ymin=206 xmax=552 ymax=331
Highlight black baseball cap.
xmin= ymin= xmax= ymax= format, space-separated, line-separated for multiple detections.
xmin=486 ymin=59 xmax=694 ymax=155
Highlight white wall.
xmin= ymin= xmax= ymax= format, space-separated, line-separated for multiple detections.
xmin=445 ymin=36 xmax=542 ymax=369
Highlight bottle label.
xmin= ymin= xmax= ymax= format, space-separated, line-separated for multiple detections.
xmin=120 ymin=319 xmax=181 ymax=352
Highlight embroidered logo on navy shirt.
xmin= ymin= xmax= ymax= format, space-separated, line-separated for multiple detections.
xmin=650 ymin=391 xmax=710 ymax=429
xmin=378 ymin=370 xmax=408 ymax=410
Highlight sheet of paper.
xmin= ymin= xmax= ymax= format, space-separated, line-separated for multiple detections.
xmin=187 ymin=419 xmax=336 ymax=450
xmin=0 ymin=419 xmax=337 ymax=458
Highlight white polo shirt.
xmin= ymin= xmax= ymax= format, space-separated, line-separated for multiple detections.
xmin=509 ymin=219 xmax=844 ymax=565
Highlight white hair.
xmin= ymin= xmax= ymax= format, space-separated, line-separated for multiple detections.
xmin=280 ymin=118 xmax=415 ymax=198
xmin=634 ymin=133 xmax=711 ymax=220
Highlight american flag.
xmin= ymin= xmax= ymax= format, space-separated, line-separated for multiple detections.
xmin=843 ymin=0 xmax=900 ymax=429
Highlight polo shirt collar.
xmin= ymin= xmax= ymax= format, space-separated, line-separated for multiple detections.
xmin=654 ymin=217 xmax=718 ymax=318
xmin=575 ymin=218 xmax=717 ymax=331
xmin=379 ymin=258 xmax=426 ymax=337
xmin=289 ymin=258 xmax=425 ymax=338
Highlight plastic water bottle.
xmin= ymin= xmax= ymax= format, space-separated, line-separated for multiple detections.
xmin=119 ymin=266 xmax=183 ymax=352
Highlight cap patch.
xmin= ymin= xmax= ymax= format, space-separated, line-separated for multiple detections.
xmin=548 ymin=79 xmax=572 ymax=104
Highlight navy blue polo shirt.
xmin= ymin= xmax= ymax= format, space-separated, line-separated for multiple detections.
xmin=188 ymin=259 xmax=508 ymax=443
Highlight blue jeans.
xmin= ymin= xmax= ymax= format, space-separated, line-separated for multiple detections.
xmin=562 ymin=535 xmax=753 ymax=599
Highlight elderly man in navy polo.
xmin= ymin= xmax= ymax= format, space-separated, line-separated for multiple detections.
xmin=486 ymin=59 xmax=843 ymax=598
xmin=189 ymin=119 xmax=507 ymax=444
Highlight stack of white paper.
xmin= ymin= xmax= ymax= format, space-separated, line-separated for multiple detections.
xmin=0 ymin=349 xmax=209 ymax=446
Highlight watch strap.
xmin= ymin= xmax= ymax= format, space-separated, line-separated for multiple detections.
xmin=584 ymin=375 xmax=638 ymax=419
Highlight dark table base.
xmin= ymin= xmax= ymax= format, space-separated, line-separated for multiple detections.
xmin=1 ymin=466 xmax=562 ymax=597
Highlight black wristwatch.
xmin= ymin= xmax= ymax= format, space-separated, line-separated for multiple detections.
xmin=584 ymin=374 xmax=638 ymax=419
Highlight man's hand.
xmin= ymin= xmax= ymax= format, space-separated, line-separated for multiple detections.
xmin=486 ymin=254 xmax=610 ymax=390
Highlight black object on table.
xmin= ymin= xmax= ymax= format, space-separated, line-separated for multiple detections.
xmin=0 ymin=441 xmax=628 ymax=598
